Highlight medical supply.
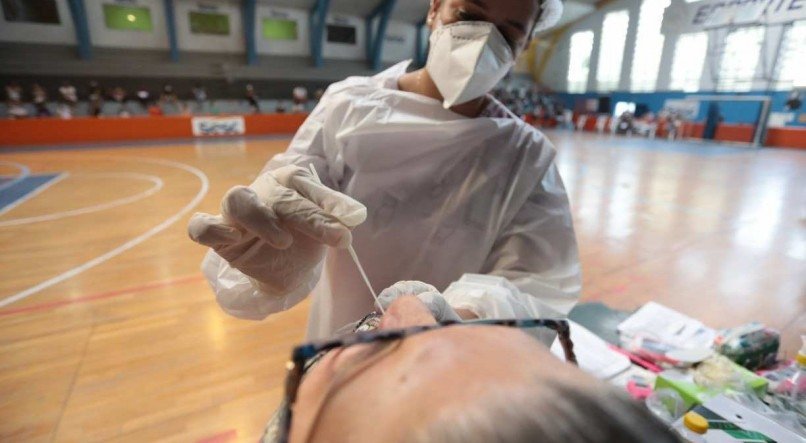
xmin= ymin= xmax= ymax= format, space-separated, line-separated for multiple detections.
xmin=714 ymin=323 xmax=780 ymax=370
xmin=645 ymin=388 xmax=686 ymax=424
xmin=672 ymin=394 xmax=803 ymax=442
xmin=678 ymin=411 xmax=708 ymax=442
xmin=307 ymin=164 xmax=384 ymax=315
xmin=548 ymin=320 xmax=631 ymax=380
xmin=610 ymin=365 xmax=658 ymax=399
xmin=618 ymin=302 xmax=716 ymax=351
xmin=784 ymin=336 xmax=805 ymax=403
xmin=763 ymin=336 xmax=805 ymax=428
xmin=654 ymin=356 xmax=768 ymax=409
xmin=426 ymin=21 xmax=514 ymax=108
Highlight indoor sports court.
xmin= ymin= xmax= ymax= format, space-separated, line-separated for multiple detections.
xmin=1 ymin=0 xmax=805 ymax=442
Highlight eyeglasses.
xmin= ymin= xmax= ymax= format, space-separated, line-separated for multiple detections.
xmin=276 ymin=318 xmax=576 ymax=443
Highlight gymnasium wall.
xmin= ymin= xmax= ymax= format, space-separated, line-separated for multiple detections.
xmin=538 ymin=0 xmax=792 ymax=93
xmin=0 ymin=0 xmax=420 ymax=84
xmin=0 ymin=0 xmax=76 ymax=44
xmin=553 ymin=90 xmax=803 ymax=126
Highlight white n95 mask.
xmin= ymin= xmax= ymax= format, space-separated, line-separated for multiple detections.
xmin=426 ymin=21 xmax=515 ymax=109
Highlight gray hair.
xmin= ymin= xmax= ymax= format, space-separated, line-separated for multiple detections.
xmin=409 ymin=382 xmax=682 ymax=443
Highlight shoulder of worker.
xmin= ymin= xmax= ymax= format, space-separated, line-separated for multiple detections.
xmin=319 ymin=60 xmax=410 ymax=103
xmin=485 ymin=95 xmax=559 ymax=172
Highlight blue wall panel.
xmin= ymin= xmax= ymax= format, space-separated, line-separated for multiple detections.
xmin=554 ymin=90 xmax=804 ymax=127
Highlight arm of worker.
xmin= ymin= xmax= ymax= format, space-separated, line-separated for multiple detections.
xmin=442 ymin=163 xmax=582 ymax=321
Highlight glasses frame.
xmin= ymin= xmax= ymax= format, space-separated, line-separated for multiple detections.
xmin=277 ymin=318 xmax=576 ymax=443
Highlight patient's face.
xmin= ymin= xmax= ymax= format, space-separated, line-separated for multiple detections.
xmin=288 ymin=296 xmax=596 ymax=443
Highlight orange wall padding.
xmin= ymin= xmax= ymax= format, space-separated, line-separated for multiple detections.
xmin=766 ymin=127 xmax=806 ymax=149
xmin=0 ymin=114 xmax=308 ymax=147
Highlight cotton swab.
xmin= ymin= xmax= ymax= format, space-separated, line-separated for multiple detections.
xmin=307 ymin=164 xmax=384 ymax=314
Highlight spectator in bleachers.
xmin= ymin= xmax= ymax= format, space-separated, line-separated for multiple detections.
xmin=615 ymin=111 xmax=635 ymax=135
xmin=31 ymin=84 xmax=50 ymax=117
xmin=785 ymin=90 xmax=802 ymax=111
xmin=111 ymin=86 xmax=130 ymax=117
xmin=292 ymin=86 xmax=308 ymax=113
xmin=136 ymin=86 xmax=152 ymax=110
xmin=58 ymin=81 xmax=78 ymax=119
xmin=5 ymin=82 xmax=28 ymax=119
xmin=88 ymin=81 xmax=103 ymax=117
xmin=192 ymin=83 xmax=208 ymax=114
xmin=245 ymin=84 xmax=260 ymax=114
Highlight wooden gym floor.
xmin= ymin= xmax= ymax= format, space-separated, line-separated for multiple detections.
xmin=0 ymin=130 xmax=803 ymax=442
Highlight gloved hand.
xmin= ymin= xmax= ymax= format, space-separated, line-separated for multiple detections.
xmin=188 ymin=165 xmax=367 ymax=296
xmin=378 ymin=281 xmax=461 ymax=322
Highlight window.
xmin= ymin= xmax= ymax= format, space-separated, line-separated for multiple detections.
xmin=189 ymin=11 xmax=230 ymax=35
xmin=717 ymin=26 xmax=764 ymax=92
xmin=630 ymin=0 xmax=671 ymax=91
xmin=596 ymin=10 xmax=630 ymax=92
xmin=774 ymin=20 xmax=806 ymax=90
xmin=263 ymin=18 xmax=298 ymax=40
xmin=614 ymin=101 xmax=636 ymax=117
xmin=567 ymin=31 xmax=594 ymax=93
xmin=669 ymin=32 xmax=708 ymax=92
xmin=2 ymin=0 xmax=60 ymax=24
xmin=103 ymin=4 xmax=153 ymax=32
xmin=326 ymin=25 xmax=356 ymax=44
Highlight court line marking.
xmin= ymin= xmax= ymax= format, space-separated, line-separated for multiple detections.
xmin=0 ymin=161 xmax=30 ymax=192
xmin=0 ymin=158 xmax=209 ymax=309
xmin=0 ymin=172 xmax=164 ymax=227
xmin=0 ymin=274 xmax=204 ymax=317
xmin=0 ymin=173 xmax=69 ymax=217
xmin=196 ymin=429 xmax=238 ymax=443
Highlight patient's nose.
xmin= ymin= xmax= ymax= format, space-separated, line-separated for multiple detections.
xmin=380 ymin=296 xmax=438 ymax=330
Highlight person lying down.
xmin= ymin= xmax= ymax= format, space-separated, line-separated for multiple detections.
xmin=262 ymin=287 xmax=682 ymax=443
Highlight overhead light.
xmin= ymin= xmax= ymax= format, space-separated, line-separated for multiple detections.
xmin=127 ymin=14 xmax=136 ymax=22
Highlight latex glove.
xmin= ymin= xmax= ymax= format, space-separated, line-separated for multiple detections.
xmin=188 ymin=165 xmax=367 ymax=296
xmin=378 ymin=281 xmax=461 ymax=322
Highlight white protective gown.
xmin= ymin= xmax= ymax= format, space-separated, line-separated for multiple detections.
xmin=202 ymin=61 xmax=581 ymax=340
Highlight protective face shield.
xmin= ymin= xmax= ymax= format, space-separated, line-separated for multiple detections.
xmin=425 ymin=21 xmax=514 ymax=109
xmin=533 ymin=0 xmax=564 ymax=34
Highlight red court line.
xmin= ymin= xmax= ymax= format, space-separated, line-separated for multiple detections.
xmin=196 ymin=429 xmax=237 ymax=443
xmin=0 ymin=274 xmax=205 ymax=317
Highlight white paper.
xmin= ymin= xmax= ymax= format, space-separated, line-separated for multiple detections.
xmin=617 ymin=302 xmax=716 ymax=350
xmin=551 ymin=320 xmax=632 ymax=380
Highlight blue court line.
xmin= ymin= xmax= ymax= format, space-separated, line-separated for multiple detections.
xmin=0 ymin=174 xmax=62 ymax=214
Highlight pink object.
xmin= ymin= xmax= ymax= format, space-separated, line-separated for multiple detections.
xmin=609 ymin=344 xmax=664 ymax=373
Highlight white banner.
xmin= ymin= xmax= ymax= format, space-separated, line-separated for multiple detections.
xmin=191 ymin=116 xmax=246 ymax=137
xmin=662 ymin=0 xmax=806 ymax=34
xmin=663 ymin=99 xmax=701 ymax=120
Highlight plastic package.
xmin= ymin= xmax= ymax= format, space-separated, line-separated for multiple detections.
xmin=714 ymin=323 xmax=780 ymax=370
xmin=645 ymin=388 xmax=686 ymax=424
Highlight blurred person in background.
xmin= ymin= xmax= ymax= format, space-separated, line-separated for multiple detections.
xmin=111 ymin=86 xmax=130 ymax=117
xmin=246 ymin=84 xmax=260 ymax=114
xmin=192 ymin=83 xmax=209 ymax=114
xmin=136 ymin=86 xmax=152 ymax=111
xmin=160 ymin=83 xmax=178 ymax=114
xmin=87 ymin=80 xmax=103 ymax=117
xmin=292 ymin=86 xmax=308 ymax=113
xmin=31 ymin=83 xmax=50 ymax=117
xmin=58 ymin=81 xmax=78 ymax=119
xmin=5 ymin=82 xmax=28 ymax=119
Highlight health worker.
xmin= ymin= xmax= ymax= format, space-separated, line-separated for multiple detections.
xmin=188 ymin=0 xmax=580 ymax=342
